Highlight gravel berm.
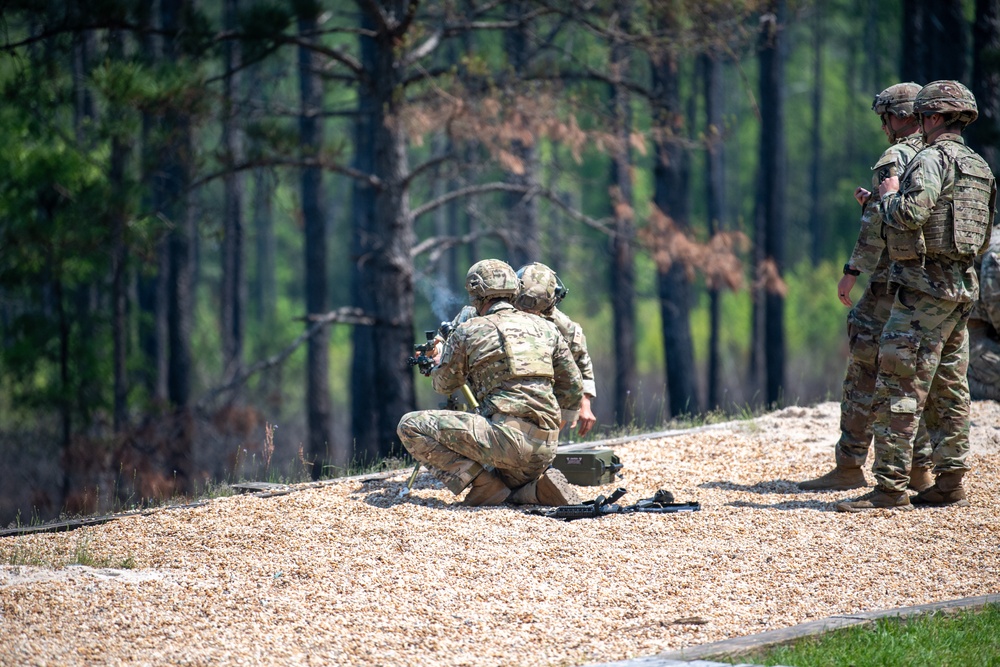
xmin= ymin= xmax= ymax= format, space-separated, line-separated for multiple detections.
xmin=2 ymin=401 xmax=999 ymax=667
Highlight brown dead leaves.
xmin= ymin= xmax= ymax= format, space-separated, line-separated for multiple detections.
xmin=640 ymin=207 xmax=750 ymax=291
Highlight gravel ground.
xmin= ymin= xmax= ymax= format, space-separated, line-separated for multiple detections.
xmin=2 ymin=401 xmax=999 ymax=667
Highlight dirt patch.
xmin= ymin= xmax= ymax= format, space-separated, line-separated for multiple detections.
xmin=1 ymin=401 xmax=999 ymax=667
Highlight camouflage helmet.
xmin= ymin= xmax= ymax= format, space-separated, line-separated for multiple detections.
xmin=465 ymin=259 xmax=520 ymax=302
xmin=871 ymin=82 xmax=922 ymax=118
xmin=914 ymin=80 xmax=979 ymax=124
xmin=515 ymin=262 xmax=566 ymax=313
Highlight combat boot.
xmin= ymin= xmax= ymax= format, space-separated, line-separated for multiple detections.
xmin=462 ymin=469 xmax=510 ymax=506
xmin=535 ymin=468 xmax=580 ymax=506
xmin=907 ymin=465 xmax=934 ymax=493
xmin=510 ymin=468 xmax=580 ymax=506
xmin=912 ymin=471 xmax=969 ymax=507
xmin=798 ymin=465 xmax=866 ymax=491
xmin=835 ymin=487 xmax=913 ymax=513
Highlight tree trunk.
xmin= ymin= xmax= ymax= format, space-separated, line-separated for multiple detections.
xmin=702 ymin=51 xmax=726 ymax=410
xmin=652 ymin=47 xmax=700 ymax=418
xmin=137 ymin=0 xmax=168 ymax=404
xmin=351 ymin=1 xmax=417 ymax=462
xmin=350 ymin=8 xmax=379 ymax=463
xmin=609 ymin=11 xmax=637 ymax=425
xmin=108 ymin=28 xmax=130 ymax=433
xmin=901 ymin=0 xmax=927 ymax=83
xmin=298 ymin=10 xmax=335 ymax=478
xmin=221 ymin=0 xmax=245 ymax=383
xmin=162 ymin=0 xmax=196 ymax=492
xmin=809 ymin=5 xmax=823 ymax=266
xmin=503 ymin=0 xmax=540 ymax=269
xmin=753 ymin=2 xmax=787 ymax=408
xmin=927 ymin=0 xmax=968 ymax=82
xmin=903 ymin=0 xmax=968 ymax=82
xmin=971 ymin=0 xmax=1000 ymax=173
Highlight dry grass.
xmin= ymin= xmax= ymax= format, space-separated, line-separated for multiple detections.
xmin=2 ymin=402 xmax=999 ymax=667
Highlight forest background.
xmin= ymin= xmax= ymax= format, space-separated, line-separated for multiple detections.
xmin=1 ymin=0 xmax=998 ymax=527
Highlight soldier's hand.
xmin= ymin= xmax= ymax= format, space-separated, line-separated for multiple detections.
xmin=878 ymin=175 xmax=899 ymax=198
xmin=854 ymin=187 xmax=871 ymax=207
xmin=838 ymin=273 xmax=857 ymax=307
xmin=576 ymin=395 xmax=597 ymax=437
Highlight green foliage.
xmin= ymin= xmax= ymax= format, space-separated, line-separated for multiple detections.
xmin=239 ymin=3 xmax=294 ymax=63
xmin=730 ymin=605 xmax=1000 ymax=667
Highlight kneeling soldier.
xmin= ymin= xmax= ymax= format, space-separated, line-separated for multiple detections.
xmin=397 ymin=259 xmax=584 ymax=506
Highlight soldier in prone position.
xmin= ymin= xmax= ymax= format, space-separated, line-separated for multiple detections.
xmin=838 ymin=81 xmax=997 ymax=512
xmin=799 ymin=83 xmax=934 ymax=493
xmin=397 ymin=259 xmax=584 ymax=506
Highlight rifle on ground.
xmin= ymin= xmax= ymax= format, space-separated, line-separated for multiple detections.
xmin=529 ymin=488 xmax=700 ymax=521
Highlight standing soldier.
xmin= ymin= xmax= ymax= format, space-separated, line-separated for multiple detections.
xmin=968 ymin=229 xmax=1000 ymax=401
xmin=515 ymin=262 xmax=599 ymax=437
xmin=398 ymin=259 xmax=584 ymax=506
xmin=838 ymin=81 xmax=997 ymax=512
xmin=800 ymin=83 xmax=934 ymax=492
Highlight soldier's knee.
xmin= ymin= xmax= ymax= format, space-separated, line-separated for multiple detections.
xmin=397 ymin=411 xmax=424 ymax=440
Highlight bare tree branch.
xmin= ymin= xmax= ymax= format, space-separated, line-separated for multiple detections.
xmin=402 ymin=29 xmax=443 ymax=68
xmin=411 ymin=182 xmax=533 ymax=220
xmin=190 ymin=158 xmax=381 ymax=192
xmin=410 ymin=229 xmax=498 ymax=259
xmin=411 ymin=182 xmax=614 ymax=236
xmin=404 ymin=152 xmax=457 ymax=188
xmin=277 ymin=34 xmax=364 ymax=77
xmin=196 ymin=307 xmax=375 ymax=409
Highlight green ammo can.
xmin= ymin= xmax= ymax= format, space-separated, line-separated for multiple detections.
xmin=551 ymin=446 xmax=623 ymax=486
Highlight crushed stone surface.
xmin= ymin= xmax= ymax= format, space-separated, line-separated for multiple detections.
xmin=2 ymin=401 xmax=999 ymax=667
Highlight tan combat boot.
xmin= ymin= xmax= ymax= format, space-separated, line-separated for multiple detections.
xmin=510 ymin=468 xmax=580 ymax=506
xmin=911 ymin=471 xmax=969 ymax=507
xmin=535 ymin=468 xmax=580 ymax=506
xmin=462 ymin=469 xmax=510 ymax=506
xmin=835 ymin=487 xmax=913 ymax=513
xmin=798 ymin=465 xmax=866 ymax=491
xmin=907 ymin=465 xmax=934 ymax=493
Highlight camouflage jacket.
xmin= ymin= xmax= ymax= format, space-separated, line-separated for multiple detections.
xmin=971 ymin=232 xmax=1000 ymax=332
xmin=849 ymin=134 xmax=924 ymax=281
xmin=448 ymin=304 xmax=597 ymax=397
xmin=880 ymin=134 xmax=995 ymax=302
xmin=548 ymin=308 xmax=597 ymax=398
xmin=433 ymin=301 xmax=583 ymax=430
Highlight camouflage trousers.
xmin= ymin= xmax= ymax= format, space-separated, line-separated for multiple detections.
xmin=396 ymin=410 xmax=557 ymax=495
xmin=872 ymin=287 xmax=973 ymax=492
xmin=968 ymin=321 xmax=1000 ymax=401
xmin=838 ymin=281 xmax=932 ymax=468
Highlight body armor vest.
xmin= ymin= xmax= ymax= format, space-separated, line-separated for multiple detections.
xmin=468 ymin=311 xmax=554 ymax=400
xmin=887 ymin=141 xmax=994 ymax=261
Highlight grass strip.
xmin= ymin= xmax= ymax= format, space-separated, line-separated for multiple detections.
xmin=728 ymin=603 xmax=1000 ymax=667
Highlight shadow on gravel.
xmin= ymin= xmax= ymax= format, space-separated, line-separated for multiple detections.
xmin=699 ymin=479 xmax=803 ymax=494
xmin=354 ymin=477 xmax=512 ymax=513
xmin=727 ymin=499 xmax=836 ymax=511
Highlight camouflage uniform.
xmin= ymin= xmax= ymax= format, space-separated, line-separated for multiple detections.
xmin=838 ymin=133 xmax=933 ymax=470
xmin=449 ymin=296 xmax=597 ymax=399
xmin=873 ymin=127 xmax=996 ymax=493
xmin=968 ymin=231 xmax=1000 ymax=400
xmin=398 ymin=300 xmax=583 ymax=495
xmin=548 ymin=307 xmax=597 ymax=399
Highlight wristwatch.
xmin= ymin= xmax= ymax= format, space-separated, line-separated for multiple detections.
xmin=843 ymin=264 xmax=861 ymax=276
